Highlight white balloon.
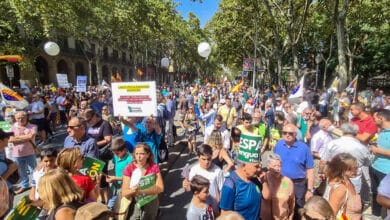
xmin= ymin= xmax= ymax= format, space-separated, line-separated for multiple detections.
xmin=44 ymin=41 xmax=60 ymax=56
xmin=197 ymin=42 xmax=211 ymax=58
xmin=161 ymin=57 xmax=169 ymax=68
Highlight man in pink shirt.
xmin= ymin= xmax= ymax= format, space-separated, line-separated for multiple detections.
xmin=9 ymin=111 xmax=37 ymax=194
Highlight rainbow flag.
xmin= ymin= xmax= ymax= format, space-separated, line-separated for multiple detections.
xmin=345 ymin=75 xmax=358 ymax=93
xmin=0 ymin=83 xmax=29 ymax=109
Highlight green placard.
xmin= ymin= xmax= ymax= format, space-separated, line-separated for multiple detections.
xmin=79 ymin=157 xmax=106 ymax=179
xmin=136 ymin=173 xmax=157 ymax=208
xmin=5 ymin=196 xmax=41 ymax=220
xmin=0 ymin=121 xmax=11 ymax=132
xmin=238 ymin=133 xmax=262 ymax=163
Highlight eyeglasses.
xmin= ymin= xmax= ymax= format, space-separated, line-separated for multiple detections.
xmin=282 ymin=131 xmax=295 ymax=136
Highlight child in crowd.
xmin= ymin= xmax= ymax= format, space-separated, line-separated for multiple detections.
xmin=56 ymin=147 xmax=100 ymax=202
xmin=186 ymin=175 xmax=214 ymax=220
xmin=29 ymin=148 xmax=58 ymax=207
xmin=106 ymin=137 xmax=133 ymax=210
xmin=183 ymin=144 xmax=224 ymax=216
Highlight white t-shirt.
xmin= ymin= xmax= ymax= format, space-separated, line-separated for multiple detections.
xmin=189 ymin=163 xmax=224 ymax=213
xmin=378 ymin=173 xmax=390 ymax=220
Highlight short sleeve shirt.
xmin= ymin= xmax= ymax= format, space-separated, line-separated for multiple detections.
xmin=219 ymin=171 xmax=262 ymax=220
xmin=87 ymin=119 xmax=113 ymax=143
xmin=123 ymin=162 xmax=160 ymax=177
xmin=64 ymin=135 xmax=98 ymax=158
xmin=72 ymin=174 xmax=95 ymax=201
xmin=11 ymin=123 xmax=37 ymax=158
xmin=350 ymin=115 xmax=377 ymax=136
xmin=274 ymin=139 xmax=314 ymax=179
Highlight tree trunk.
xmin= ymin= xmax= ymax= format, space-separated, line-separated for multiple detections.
xmin=334 ymin=0 xmax=349 ymax=89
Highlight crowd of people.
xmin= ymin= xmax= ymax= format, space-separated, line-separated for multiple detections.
xmin=0 ymin=82 xmax=389 ymax=220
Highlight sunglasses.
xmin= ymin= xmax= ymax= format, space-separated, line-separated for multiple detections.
xmin=67 ymin=125 xmax=81 ymax=129
xmin=282 ymin=131 xmax=295 ymax=136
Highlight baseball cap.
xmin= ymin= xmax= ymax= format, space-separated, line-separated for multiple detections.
xmin=0 ymin=128 xmax=13 ymax=140
xmin=220 ymin=99 xmax=226 ymax=104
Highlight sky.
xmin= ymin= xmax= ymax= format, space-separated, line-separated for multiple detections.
xmin=175 ymin=0 xmax=220 ymax=27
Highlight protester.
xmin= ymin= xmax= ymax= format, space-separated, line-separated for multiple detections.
xmin=217 ymin=98 xmax=237 ymax=131
xmin=29 ymin=148 xmax=58 ymax=204
xmin=121 ymin=143 xmax=164 ymax=220
xmin=377 ymin=173 xmax=390 ymax=220
xmin=299 ymin=196 xmax=335 ymax=220
xmin=179 ymin=105 xmax=199 ymax=155
xmin=38 ymin=168 xmax=84 ymax=220
xmin=274 ymin=123 xmax=314 ymax=220
xmin=323 ymin=153 xmax=362 ymax=219
xmin=0 ymin=128 xmax=18 ymax=212
xmin=63 ymin=116 xmax=99 ymax=158
xmin=204 ymin=115 xmax=230 ymax=151
xmin=370 ymin=109 xmax=390 ymax=217
xmin=9 ymin=110 xmax=38 ymax=194
xmin=186 ymin=175 xmax=215 ymax=220
xmin=30 ymin=93 xmax=48 ymax=145
xmin=349 ymin=102 xmax=377 ymax=144
xmin=199 ymin=102 xmax=217 ymax=129
xmin=120 ymin=116 xmax=162 ymax=163
xmin=56 ymin=147 xmax=99 ymax=202
xmin=106 ymin=137 xmax=133 ymax=210
xmin=84 ymin=108 xmax=113 ymax=204
xmin=183 ymin=144 xmax=224 ymax=215
xmin=261 ymin=153 xmax=295 ymax=220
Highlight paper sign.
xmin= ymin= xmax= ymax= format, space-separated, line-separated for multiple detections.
xmin=238 ymin=133 xmax=262 ymax=163
xmin=111 ymin=81 xmax=157 ymax=117
xmin=79 ymin=157 xmax=106 ymax=179
xmin=136 ymin=173 xmax=157 ymax=208
xmin=76 ymin=75 xmax=87 ymax=92
xmin=0 ymin=121 xmax=11 ymax=132
xmin=5 ymin=196 xmax=41 ymax=220
xmin=56 ymin=73 xmax=70 ymax=88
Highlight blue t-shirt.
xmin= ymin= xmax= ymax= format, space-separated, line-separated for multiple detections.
xmin=0 ymin=150 xmax=11 ymax=188
xmin=219 ymin=171 xmax=262 ymax=220
xmin=122 ymin=123 xmax=144 ymax=152
xmin=372 ymin=129 xmax=390 ymax=174
xmin=274 ymin=139 xmax=314 ymax=179
xmin=136 ymin=127 xmax=162 ymax=164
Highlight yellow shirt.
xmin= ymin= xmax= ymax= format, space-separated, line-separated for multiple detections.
xmin=217 ymin=105 xmax=237 ymax=129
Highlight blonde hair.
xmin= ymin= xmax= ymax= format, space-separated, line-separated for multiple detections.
xmin=38 ymin=168 xmax=83 ymax=211
xmin=56 ymin=147 xmax=82 ymax=173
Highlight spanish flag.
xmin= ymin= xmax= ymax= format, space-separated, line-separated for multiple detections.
xmin=137 ymin=68 xmax=143 ymax=76
xmin=345 ymin=75 xmax=358 ymax=93
xmin=230 ymin=79 xmax=244 ymax=94
xmin=0 ymin=82 xmax=29 ymax=109
xmin=191 ymin=84 xmax=198 ymax=95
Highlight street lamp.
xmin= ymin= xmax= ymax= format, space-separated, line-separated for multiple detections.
xmin=315 ymin=53 xmax=322 ymax=90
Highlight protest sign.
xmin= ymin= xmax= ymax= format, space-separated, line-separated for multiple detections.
xmin=238 ymin=133 xmax=262 ymax=163
xmin=56 ymin=73 xmax=70 ymax=88
xmin=5 ymin=196 xmax=41 ymax=220
xmin=0 ymin=121 xmax=11 ymax=132
xmin=136 ymin=173 xmax=157 ymax=208
xmin=111 ymin=81 xmax=157 ymax=117
xmin=76 ymin=75 xmax=87 ymax=92
xmin=79 ymin=157 xmax=106 ymax=179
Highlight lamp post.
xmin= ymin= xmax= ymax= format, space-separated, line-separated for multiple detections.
xmin=315 ymin=53 xmax=322 ymax=90
xmin=253 ymin=18 xmax=257 ymax=89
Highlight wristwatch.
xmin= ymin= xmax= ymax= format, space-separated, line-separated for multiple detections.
xmin=307 ymin=189 xmax=315 ymax=193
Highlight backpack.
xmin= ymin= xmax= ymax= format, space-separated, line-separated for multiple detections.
xmin=75 ymin=202 xmax=115 ymax=220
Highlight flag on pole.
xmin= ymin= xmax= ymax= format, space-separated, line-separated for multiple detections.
xmin=0 ymin=82 xmax=29 ymax=109
xmin=288 ymin=75 xmax=305 ymax=99
xmin=328 ymin=77 xmax=340 ymax=93
xmin=345 ymin=75 xmax=358 ymax=93
xmin=101 ymin=80 xmax=110 ymax=89
xmin=191 ymin=84 xmax=198 ymax=95
xmin=230 ymin=78 xmax=244 ymax=94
